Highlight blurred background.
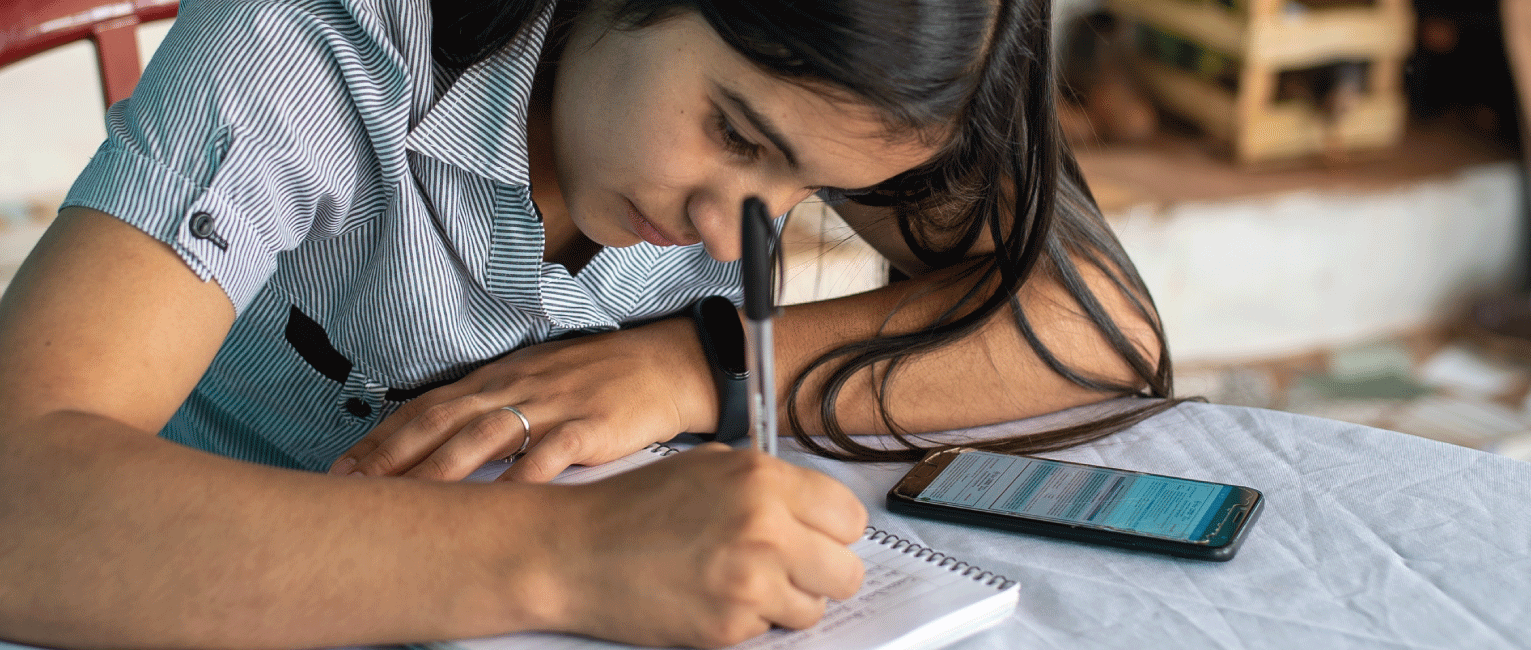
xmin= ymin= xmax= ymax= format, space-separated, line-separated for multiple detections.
xmin=4 ymin=0 xmax=1531 ymax=459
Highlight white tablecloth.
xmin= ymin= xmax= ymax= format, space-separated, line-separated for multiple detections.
xmin=4 ymin=402 xmax=1527 ymax=649
xmin=783 ymin=401 xmax=1531 ymax=650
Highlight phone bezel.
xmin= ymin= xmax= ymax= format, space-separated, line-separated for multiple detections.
xmin=886 ymin=447 xmax=1264 ymax=561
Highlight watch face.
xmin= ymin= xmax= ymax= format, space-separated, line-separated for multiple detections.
xmin=699 ymin=296 xmax=747 ymax=377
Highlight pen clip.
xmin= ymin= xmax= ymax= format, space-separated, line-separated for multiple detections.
xmin=741 ymin=196 xmax=776 ymax=321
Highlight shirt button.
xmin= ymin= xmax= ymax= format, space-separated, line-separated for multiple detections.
xmin=344 ymin=397 xmax=372 ymax=418
xmin=190 ymin=212 xmax=214 ymax=236
xmin=188 ymin=211 xmax=229 ymax=250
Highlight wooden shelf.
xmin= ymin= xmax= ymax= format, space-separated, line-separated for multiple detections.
xmin=1108 ymin=0 xmax=1413 ymax=68
xmin=1105 ymin=0 xmax=1415 ymax=164
xmin=1074 ymin=119 xmax=1519 ymax=214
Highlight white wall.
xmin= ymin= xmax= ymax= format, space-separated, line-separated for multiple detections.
xmin=1113 ymin=162 xmax=1526 ymax=364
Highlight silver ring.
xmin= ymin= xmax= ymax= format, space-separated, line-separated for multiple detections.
xmin=501 ymin=405 xmax=532 ymax=458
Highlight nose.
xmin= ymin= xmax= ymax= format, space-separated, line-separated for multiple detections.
xmin=688 ymin=181 xmax=814 ymax=262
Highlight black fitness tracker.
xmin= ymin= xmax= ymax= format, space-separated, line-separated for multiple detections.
xmin=687 ymin=295 xmax=750 ymax=442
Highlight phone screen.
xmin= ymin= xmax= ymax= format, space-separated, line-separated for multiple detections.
xmin=915 ymin=451 xmax=1233 ymax=542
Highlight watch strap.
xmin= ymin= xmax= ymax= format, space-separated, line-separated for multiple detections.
xmin=688 ymin=296 xmax=750 ymax=442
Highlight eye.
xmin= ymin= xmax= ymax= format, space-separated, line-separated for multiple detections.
xmin=713 ymin=109 xmax=765 ymax=161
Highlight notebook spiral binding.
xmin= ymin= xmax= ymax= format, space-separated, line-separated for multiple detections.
xmin=866 ymin=527 xmax=1016 ymax=589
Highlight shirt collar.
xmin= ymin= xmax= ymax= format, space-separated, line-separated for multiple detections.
xmin=403 ymin=1 xmax=555 ymax=187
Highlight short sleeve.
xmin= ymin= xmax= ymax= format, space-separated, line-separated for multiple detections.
xmin=61 ymin=0 xmax=395 ymax=313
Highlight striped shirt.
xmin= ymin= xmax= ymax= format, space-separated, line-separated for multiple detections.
xmin=61 ymin=0 xmax=744 ymax=470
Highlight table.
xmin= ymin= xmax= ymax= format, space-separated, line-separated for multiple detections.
xmin=783 ymin=400 xmax=1531 ymax=649
xmin=3 ymin=401 xmax=1526 ymax=649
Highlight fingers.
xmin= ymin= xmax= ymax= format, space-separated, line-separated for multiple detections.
xmin=691 ymin=451 xmax=868 ymax=608
xmin=764 ymin=460 xmax=868 ymax=606
xmin=783 ymin=528 xmax=866 ymax=602
xmin=723 ymin=589 xmax=826 ymax=640
xmin=785 ymin=466 xmax=870 ymax=546
xmin=691 ymin=546 xmax=843 ymax=645
xmin=332 ymin=394 xmax=534 ymax=479
xmin=767 ymin=467 xmax=867 ymax=608
xmin=327 ymin=391 xmax=458 ymax=475
xmin=400 ymin=406 xmax=534 ymax=481
xmin=702 ymin=521 xmax=860 ymax=639
xmin=326 ymin=326 xmax=704 ymax=481
xmin=496 ymin=423 xmax=582 ymax=483
xmin=676 ymin=588 xmax=826 ymax=648
xmin=326 ymin=403 xmax=423 ymax=476
xmin=543 ymin=447 xmax=865 ymax=647
xmin=771 ymin=594 xmax=831 ymax=633
xmin=497 ymin=420 xmax=640 ymax=483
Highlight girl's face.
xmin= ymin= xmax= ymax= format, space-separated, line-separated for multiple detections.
xmin=548 ymin=8 xmax=941 ymax=262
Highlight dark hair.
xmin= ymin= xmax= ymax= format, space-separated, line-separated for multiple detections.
xmin=431 ymin=0 xmax=1185 ymax=461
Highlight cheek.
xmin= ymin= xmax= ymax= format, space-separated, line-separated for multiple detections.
xmin=629 ymin=113 xmax=715 ymax=188
xmin=557 ymin=115 xmax=632 ymax=194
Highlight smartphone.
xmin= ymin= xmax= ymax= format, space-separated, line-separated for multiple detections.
xmin=887 ymin=447 xmax=1263 ymax=561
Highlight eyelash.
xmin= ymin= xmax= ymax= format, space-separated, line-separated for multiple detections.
xmin=714 ymin=110 xmax=765 ymax=160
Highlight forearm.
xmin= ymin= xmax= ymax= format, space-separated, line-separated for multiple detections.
xmin=776 ymin=261 xmax=1157 ymax=435
xmin=0 ymin=412 xmax=564 ymax=650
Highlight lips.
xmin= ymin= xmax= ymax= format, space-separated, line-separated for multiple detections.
xmin=626 ymin=200 xmax=678 ymax=247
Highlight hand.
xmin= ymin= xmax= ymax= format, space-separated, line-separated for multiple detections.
xmin=328 ymin=317 xmax=719 ymax=482
xmin=540 ymin=445 xmax=869 ymax=648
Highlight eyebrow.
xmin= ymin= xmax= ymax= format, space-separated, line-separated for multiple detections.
xmin=716 ymin=84 xmax=801 ymax=172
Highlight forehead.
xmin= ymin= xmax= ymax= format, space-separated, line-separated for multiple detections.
xmin=662 ymin=12 xmax=943 ymax=190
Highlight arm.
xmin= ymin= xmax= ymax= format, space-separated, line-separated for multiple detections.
xmin=0 ymin=208 xmax=553 ymax=648
xmin=0 ymin=208 xmax=864 ymax=649
xmin=776 ymin=200 xmax=1160 ymax=435
xmin=342 ymin=197 xmax=1156 ymax=482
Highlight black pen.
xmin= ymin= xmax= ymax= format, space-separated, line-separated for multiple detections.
xmin=741 ymin=197 xmax=778 ymax=456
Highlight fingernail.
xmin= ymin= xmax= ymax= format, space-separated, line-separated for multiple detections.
xmin=329 ymin=457 xmax=356 ymax=475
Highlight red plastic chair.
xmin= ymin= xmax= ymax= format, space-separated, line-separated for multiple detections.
xmin=0 ymin=0 xmax=179 ymax=108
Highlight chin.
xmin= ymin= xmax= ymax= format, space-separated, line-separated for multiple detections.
xmin=561 ymin=210 xmax=620 ymax=248
xmin=591 ymin=227 xmax=643 ymax=249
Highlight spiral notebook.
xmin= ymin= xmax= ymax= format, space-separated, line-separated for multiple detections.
xmin=439 ymin=444 xmax=1021 ymax=650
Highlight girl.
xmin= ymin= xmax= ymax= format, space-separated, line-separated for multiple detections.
xmin=0 ymin=0 xmax=1172 ymax=647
